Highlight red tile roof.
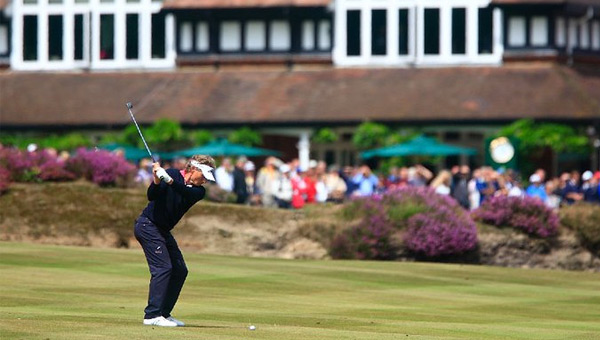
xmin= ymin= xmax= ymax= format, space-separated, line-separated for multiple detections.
xmin=163 ymin=0 xmax=331 ymax=9
xmin=1 ymin=65 xmax=599 ymax=128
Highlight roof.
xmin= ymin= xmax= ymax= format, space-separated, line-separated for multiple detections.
xmin=163 ymin=0 xmax=331 ymax=9
xmin=1 ymin=65 xmax=600 ymax=128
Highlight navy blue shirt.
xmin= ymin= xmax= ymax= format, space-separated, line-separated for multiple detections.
xmin=142 ymin=168 xmax=206 ymax=232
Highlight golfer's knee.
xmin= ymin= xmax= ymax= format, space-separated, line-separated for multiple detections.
xmin=151 ymin=263 xmax=173 ymax=278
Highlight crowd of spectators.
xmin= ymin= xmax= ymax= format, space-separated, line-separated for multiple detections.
xmin=134 ymin=156 xmax=600 ymax=210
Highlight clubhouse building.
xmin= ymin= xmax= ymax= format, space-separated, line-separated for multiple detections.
xmin=1 ymin=0 xmax=599 ymax=171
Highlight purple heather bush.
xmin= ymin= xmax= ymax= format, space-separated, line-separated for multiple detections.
xmin=472 ymin=195 xmax=559 ymax=238
xmin=38 ymin=158 xmax=76 ymax=181
xmin=331 ymin=199 xmax=397 ymax=260
xmin=0 ymin=147 xmax=35 ymax=181
xmin=0 ymin=166 xmax=11 ymax=194
xmin=332 ymin=186 xmax=478 ymax=260
xmin=404 ymin=205 xmax=478 ymax=257
xmin=66 ymin=148 xmax=135 ymax=187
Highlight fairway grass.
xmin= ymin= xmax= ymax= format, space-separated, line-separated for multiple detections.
xmin=1 ymin=242 xmax=599 ymax=340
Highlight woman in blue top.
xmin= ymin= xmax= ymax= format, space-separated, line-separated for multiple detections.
xmin=134 ymin=155 xmax=216 ymax=327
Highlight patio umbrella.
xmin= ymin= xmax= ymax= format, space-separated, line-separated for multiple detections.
xmin=361 ymin=135 xmax=477 ymax=159
xmin=171 ymin=139 xmax=281 ymax=158
xmin=99 ymin=143 xmax=154 ymax=162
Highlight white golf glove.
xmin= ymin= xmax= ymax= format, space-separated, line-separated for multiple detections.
xmin=155 ymin=167 xmax=173 ymax=184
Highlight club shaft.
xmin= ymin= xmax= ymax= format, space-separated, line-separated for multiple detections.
xmin=126 ymin=105 xmax=156 ymax=163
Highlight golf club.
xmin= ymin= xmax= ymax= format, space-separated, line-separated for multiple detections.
xmin=125 ymin=102 xmax=156 ymax=163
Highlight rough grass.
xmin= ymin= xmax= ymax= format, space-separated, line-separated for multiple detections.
xmin=1 ymin=242 xmax=600 ymax=340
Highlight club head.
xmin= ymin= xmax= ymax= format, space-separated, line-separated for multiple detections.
xmin=126 ymin=102 xmax=133 ymax=109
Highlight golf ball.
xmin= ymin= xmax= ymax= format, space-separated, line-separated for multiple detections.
xmin=249 ymin=325 xmax=256 ymax=330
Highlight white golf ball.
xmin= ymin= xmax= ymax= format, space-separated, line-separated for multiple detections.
xmin=248 ymin=325 xmax=256 ymax=330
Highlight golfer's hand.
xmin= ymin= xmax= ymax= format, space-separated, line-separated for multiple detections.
xmin=155 ymin=167 xmax=173 ymax=184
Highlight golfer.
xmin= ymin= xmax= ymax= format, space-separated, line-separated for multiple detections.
xmin=134 ymin=155 xmax=216 ymax=327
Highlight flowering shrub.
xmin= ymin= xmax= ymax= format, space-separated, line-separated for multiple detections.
xmin=38 ymin=158 xmax=76 ymax=181
xmin=331 ymin=187 xmax=478 ymax=260
xmin=404 ymin=206 xmax=478 ymax=257
xmin=330 ymin=199 xmax=397 ymax=260
xmin=472 ymin=195 xmax=559 ymax=238
xmin=0 ymin=147 xmax=35 ymax=181
xmin=66 ymin=148 xmax=135 ymax=187
xmin=0 ymin=166 xmax=11 ymax=194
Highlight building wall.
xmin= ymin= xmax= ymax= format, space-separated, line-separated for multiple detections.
xmin=333 ymin=0 xmax=504 ymax=67
xmin=9 ymin=0 xmax=175 ymax=71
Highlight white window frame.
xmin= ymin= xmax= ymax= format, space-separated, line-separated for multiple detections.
xmin=508 ymin=16 xmax=526 ymax=47
xmin=220 ymin=21 xmax=242 ymax=51
xmin=245 ymin=21 xmax=266 ymax=51
xmin=530 ymin=16 xmax=548 ymax=46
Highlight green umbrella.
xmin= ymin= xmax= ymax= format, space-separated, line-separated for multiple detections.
xmin=99 ymin=143 xmax=153 ymax=162
xmin=361 ymin=135 xmax=477 ymax=159
xmin=171 ymin=139 xmax=281 ymax=158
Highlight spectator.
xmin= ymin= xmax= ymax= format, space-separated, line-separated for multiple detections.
xmin=408 ymin=165 xmax=433 ymax=187
xmin=526 ymin=173 xmax=548 ymax=203
xmin=545 ymin=177 xmax=562 ymax=209
xmin=430 ymin=170 xmax=451 ymax=195
xmin=273 ymin=164 xmax=293 ymax=208
xmin=135 ymin=158 xmax=153 ymax=186
xmin=582 ymin=170 xmax=599 ymax=203
xmin=352 ymin=165 xmax=378 ymax=197
xmin=232 ymin=157 xmax=249 ymax=204
xmin=215 ymin=157 xmax=234 ymax=192
xmin=561 ymin=171 xmax=583 ymax=205
xmin=244 ymin=161 xmax=259 ymax=206
xmin=451 ymin=165 xmax=470 ymax=209
xmin=291 ymin=168 xmax=307 ymax=209
xmin=256 ymin=157 xmax=279 ymax=207
xmin=468 ymin=168 xmax=481 ymax=210
xmin=324 ymin=165 xmax=347 ymax=203
xmin=315 ymin=173 xmax=329 ymax=203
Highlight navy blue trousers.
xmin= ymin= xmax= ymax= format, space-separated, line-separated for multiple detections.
xmin=134 ymin=215 xmax=188 ymax=319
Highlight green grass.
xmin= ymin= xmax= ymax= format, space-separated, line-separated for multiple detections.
xmin=1 ymin=242 xmax=600 ymax=340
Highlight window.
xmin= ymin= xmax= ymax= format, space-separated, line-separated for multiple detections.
xmin=508 ymin=16 xmax=526 ymax=47
xmin=126 ymin=14 xmax=139 ymax=59
xmin=48 ymin=15 xmax=63 ymax=60
xmin=371 ymin=9 xmax=386 ymax=55
xmin=452 ymin=8 xmax=466 ymax=54
xmin=196 ymin=22 xmax=209 ymax=52
xmin=318 ymin=20 xmax=331 ymax=50
xmin=245 ymin=21 xmax=266 ymax=51
xmin=100 ymin=14 xmax=114 ymax=60
xmin=580 ymin=21 xmax=590 ymax=49
xmin=302 ymin=20 xmax=315 ymax=50
xmin=220 ymin=21 xmax=241 ymax=51
xmin=530 ymin=16 xmax=548 ymax=46
xmin=424 ymin=8 xmax=440 ymax=55
xmin=346 ymin=10 xmax=361 ymax=56
xmin=151 ymin=13 xmax=165 ymax=58
xmin=398 ymin=9 xmax=408 ymax=55
xmin=478 ymin=7 xmax=493 ymax=54
xmin=0 ymin=24 xmax=8 ymax=55
xmin=23 ymin=15 xmax=37 ymax=61
xmin=269 ymin=21 xmax=290 ymax=51
xmin=74 ymin=14 xmax=84 ymax=60
xmin=593 ymin=21 xmax=600 ymax=50
xmin=555 ymin=17 xmax=566 ymax=47
xmin=179 ymin=22 xmax=193 ymax=52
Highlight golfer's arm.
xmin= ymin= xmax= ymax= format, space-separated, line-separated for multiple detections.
xmin=170 ymin=181 xmax=206 ymax=201
xmin=147 ymin=182 xmax=166 ymax=201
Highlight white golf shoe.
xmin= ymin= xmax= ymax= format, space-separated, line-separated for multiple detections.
xmin=143 ymin=316 xmax=178 ymax=327
xmin=166 ymin=316 xmax=185 ymax=327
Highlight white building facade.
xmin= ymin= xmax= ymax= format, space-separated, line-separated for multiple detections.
xmin=333 ymin=0 xmax=504 ymax=67
xmin=8 ymin=0 xmax=175 ymax=71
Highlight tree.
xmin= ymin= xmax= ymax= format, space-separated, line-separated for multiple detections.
xmin=228 ymin=127 xmax=262 ymax=146
xmin=352 ymin=122 xmax=389 ymax=150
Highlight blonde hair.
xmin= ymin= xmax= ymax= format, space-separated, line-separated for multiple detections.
xmin=186 ymin=155 xmax=215 ymax=172
xmin=430 ymin=170 xmax=451 ymax=188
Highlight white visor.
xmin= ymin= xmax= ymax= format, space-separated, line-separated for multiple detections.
xmin=190 ymin=160 xmax=216 ymax=182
